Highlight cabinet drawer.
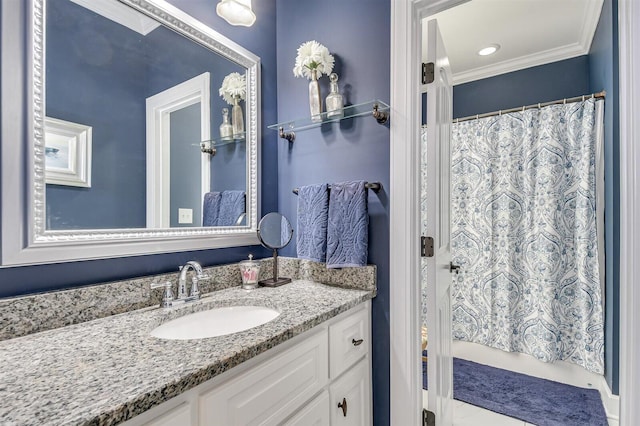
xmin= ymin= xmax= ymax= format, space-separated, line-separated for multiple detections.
xmin=282 ymin=390 xmax=330 ymax=426
xmin=199 ymin=330 xmax=328 ymax=426
xmin=329 ymin=307 xmax=369 ymax=378
xmin=329 ymin=358 xmax=371 ymax=426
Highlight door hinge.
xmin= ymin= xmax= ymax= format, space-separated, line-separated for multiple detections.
xmin=421 ymin=236 xmax=434 ymax=257
xmin=422 ymin=62 xmax=435 ymax=85
xmin=423 ymin=409 xmax=436 ymax=426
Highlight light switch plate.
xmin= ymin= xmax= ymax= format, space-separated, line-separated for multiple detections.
xmin=178 ymin=208 xmax=193 ymax=224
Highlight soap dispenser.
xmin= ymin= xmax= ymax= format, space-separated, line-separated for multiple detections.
xmin=325 ymin=72 xmax=344 ymax=119
xmin=239 ymin=254 xmax=260 ymax=290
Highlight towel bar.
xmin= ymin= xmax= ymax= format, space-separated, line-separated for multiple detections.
xmin=292 ymin=182 xmax=382 ymax=195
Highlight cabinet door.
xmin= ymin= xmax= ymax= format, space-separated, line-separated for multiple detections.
xmin=329 ymin=359 xmax=371 ymax=426
xmin=283 ymin=390 xmax=330 ymax=426
xmin=199 ymin=330 xmax=328 ymax=426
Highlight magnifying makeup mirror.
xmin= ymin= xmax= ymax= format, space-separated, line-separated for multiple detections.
xmin=257 ymin=212 xmax=294 ymax=287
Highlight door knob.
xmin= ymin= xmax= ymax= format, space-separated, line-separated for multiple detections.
xmin=338 ymin=397 xmax=348 ymax=417
xmin=352 ymin=338 xmax=364 ymax=346
xmin=449 ymin=262 xmax=461 ymax=274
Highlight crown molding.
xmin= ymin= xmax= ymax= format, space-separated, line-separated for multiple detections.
xmin=452 ymin=0 xmax=604 ymax=86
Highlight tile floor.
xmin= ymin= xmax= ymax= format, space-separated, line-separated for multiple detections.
xmin=422 ymin=390 xmax=618 ymax=426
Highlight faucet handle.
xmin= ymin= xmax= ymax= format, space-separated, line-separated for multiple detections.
xmin=150 ymin=281 xmax=174 ymax=307
xmin=190 ymin=276 xmax=201 ymax=299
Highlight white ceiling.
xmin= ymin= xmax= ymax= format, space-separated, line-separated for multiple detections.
xmin=70 ymin=0 xmax=160 ymax=35
xmin=425 ymin=0 xmax=604 ymax=85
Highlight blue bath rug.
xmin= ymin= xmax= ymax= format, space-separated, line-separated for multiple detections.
xmin=423 ymin=355 xmax=608 ymax=426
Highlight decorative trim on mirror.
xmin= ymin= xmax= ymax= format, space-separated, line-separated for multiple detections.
xmin=0 ymin=0 xmax=261 ymax=265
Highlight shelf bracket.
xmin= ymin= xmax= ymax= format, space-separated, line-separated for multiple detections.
xmin=372 ymin=103 xmax=389 ymax=124
xmin=200 ymin=142 xmax=216 ymax=156
xmin=279 ymin=127 xmax=296 ymax=142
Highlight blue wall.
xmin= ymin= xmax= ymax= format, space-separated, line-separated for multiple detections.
xmin=275 ymin=1 xmax=390 ymax=424
xmin=170 ymin=104 xmax=201 ymax=227
xmin=46 ymin=0 xmax=148 ymax=229
xmin=0 ymin=0 xmax=277 ymax=298
xmin=453 ymin=55 xmax=591 ymax=118
xmin=588 ymin=0 xmax=619 ymax=395
xmin=46 ymin=0 xmax=249 ymax=229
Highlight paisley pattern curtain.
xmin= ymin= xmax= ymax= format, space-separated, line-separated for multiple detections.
xmin=449 ymin=99 xmax=605 ymax=374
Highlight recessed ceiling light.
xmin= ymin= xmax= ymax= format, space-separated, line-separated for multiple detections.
xmin=478 ymin=44 xmax=500 ymax=56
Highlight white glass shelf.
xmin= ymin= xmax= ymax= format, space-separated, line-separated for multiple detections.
xmin=268 ymin=100 xmax=389 ymax=140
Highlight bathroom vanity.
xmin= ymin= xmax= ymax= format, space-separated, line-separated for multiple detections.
xmin=123 ymin=300 xmax=371 ymax=426
xmin=0 ymin=277 xmax=374 ymax=425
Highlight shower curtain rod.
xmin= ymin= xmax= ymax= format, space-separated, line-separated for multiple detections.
xmin=453 ymin=90 xmax=606 ymax=124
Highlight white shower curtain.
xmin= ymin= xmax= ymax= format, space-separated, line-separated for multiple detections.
xmin=447 ymin=98 xmax=605 ymax=374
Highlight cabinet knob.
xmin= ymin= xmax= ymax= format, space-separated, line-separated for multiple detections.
xmin=338 ymin=397 xmax=348 ymax=417
xmin=352 ymin=338 xmax=364 ymax=346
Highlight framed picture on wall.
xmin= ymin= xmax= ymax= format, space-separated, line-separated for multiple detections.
xmin=44 ymin=117 xmax=92 ymax=188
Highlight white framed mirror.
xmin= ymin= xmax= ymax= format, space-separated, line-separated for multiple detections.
xmin=0 ymin=0 xmax=261 ymax=265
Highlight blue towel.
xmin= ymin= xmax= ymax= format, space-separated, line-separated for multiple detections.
xmin=217 ymin=190 xmax=245 ymax=226
xmin=296 ymin=184 xmax=329 ymax=262
xmin=281 ymin=215 xmax=292 ymax=246
xmin=203 ymin=192 xmax=221 ymax=226
xmin=326 ymin=181 xmax=368 ymax=268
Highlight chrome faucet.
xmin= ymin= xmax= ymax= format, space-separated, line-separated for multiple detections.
xmin=177 ymin=261 xmax=208 ymax=301
xmin=150 ymin=261 xmax=209 ymax=308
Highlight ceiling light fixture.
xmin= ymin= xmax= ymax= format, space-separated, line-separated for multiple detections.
xmin=216 ymin=0 xmax=256 ymax=27
xmin=478 ymin=44 xmax=500 ymax=56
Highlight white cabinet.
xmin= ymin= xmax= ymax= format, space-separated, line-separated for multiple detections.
xmin=283 ymin=391 xmax=331 ymax=425
xmin=199 ymin=330 xmax=328 ymax=425
xmin=330 ymin=359 xmax=371 ymax=426
xmin=122 ymin=301 xmax=371 ymax=426
xmin=141 ymin=403 xmax=193 ymax=426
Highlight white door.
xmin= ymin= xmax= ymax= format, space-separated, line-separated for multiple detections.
xmin=146 ymin=73 xmax=211 ymax=228
xmin=424 ymin=18 xmax=454 ymax=426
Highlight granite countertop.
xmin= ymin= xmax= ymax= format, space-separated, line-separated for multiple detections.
xmin=0 ymin=280 xmax=374 ymax=426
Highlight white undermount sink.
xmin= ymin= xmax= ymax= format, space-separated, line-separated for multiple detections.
xmin=150 ymin=306 xmax=280 ymax=340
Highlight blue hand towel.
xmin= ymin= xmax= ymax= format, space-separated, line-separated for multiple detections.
xmin=217 ymin=190 xmax=245 ymax=226
xmin=326 ymin=181 xmax=368 ymax=268
xmin=203 ymin=192 xmax=221 ymax=227
xmin=281 ymin=215 xmax=292 ymax=246
xmin=296 ymin=183 xmax=329 ymax=262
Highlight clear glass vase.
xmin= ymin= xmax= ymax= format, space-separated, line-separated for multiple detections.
xmin=219 ymin=108 xmax=233 ymax=141
xmin=232 ymin=96 xmax=244 ymax=138
xmin=325 ymin=72 xmax=344 ymax=119
xmin=309 ymin=69 xmax=322 ymax=123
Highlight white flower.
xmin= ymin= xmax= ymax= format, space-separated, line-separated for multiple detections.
xmin=219 ymin=72 xmax=246 ymax=104
xmin=293 ymin=40 xmax=335 ymax=80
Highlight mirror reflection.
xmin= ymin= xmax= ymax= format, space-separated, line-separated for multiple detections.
xmin=257 ymin=212 xmax=294 ymax=249
xmin=44 ymin=0 xmax=248 ymax=230
xmin=257 ymin=213 xmax=293 ymax=287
